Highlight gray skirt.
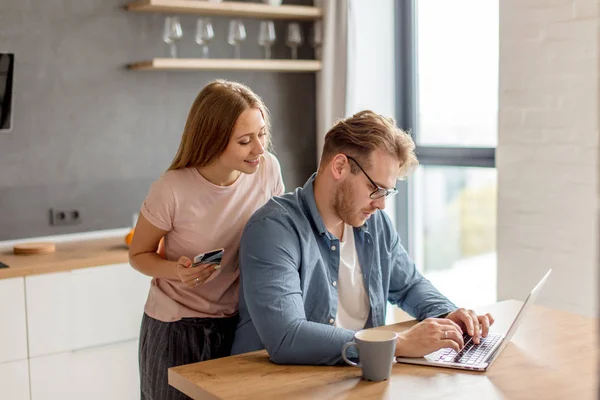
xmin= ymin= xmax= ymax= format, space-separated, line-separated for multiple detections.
xmin=139 ymin=312 xmax=239 ymax=400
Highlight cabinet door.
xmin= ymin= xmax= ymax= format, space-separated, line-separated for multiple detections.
xmin=0 ymin=277 xmax=28 ymax=363
xmin=0 ymin=359 xmax=30 ymax=400
xmin=30 ymin=340 xmax=140 ymax=400
xmin=26 ymin=263 xmax=151 ymax=357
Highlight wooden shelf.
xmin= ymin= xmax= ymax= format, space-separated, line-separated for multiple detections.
xmin=127 ymin=58 xmax=322 ymax=72
xmin=125 ymin=0 xmax=323 ymax=20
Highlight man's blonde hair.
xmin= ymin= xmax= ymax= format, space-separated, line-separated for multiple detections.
xmin=319 ymin=110 xmax=418 ymax=179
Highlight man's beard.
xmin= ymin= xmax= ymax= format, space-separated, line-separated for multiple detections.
xmin=333 ymin=180 xmax=358 ymax=227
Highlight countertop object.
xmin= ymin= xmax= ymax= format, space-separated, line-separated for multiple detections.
xmin=0 ymin=237 xmax=129 ymax=280
xmin=13 ymin=242 xmax=56 ymax=255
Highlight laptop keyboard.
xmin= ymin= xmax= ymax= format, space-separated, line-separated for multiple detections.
xmin=434 ymin=332 xmax=501 ymax=365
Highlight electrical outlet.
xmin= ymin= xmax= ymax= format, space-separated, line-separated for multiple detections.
xmin=49 ymin=208 xmax=82 ymax=226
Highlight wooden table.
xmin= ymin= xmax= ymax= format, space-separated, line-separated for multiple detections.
xmin=169 ymin=300 xmax=598 ymax=400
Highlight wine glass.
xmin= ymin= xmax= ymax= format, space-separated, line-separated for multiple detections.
xmin=310 ymin=21 xmax=323 ymax=59
xmin=196 ymin=18 xmax=215 ymax=58
xmin=258 ymin=21 xmax=276 ymax=59
xmin=228 ymin=20 xmax=247 ymax=59
xmin=286 ymin=22 xmax=303 ymax=60
xmin=310 ymin=21 xmax=323 ymax=48
xmin=163 ymin=16 xmax=183 ymax=58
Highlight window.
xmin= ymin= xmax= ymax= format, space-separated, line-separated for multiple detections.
xmin=416 ymin=1 xmax=498 ymax=148
xmin=394 ymin=0 xmax=498 ymax=310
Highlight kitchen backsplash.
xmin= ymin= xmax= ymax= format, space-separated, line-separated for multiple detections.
xmin=0 ymin=0 xmax=317 ymax=240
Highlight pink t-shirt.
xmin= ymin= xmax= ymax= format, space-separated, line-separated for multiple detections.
xmin=140 ymin=152 xmax=284 ymax=322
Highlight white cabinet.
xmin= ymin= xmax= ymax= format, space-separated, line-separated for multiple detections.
xmin=0 ymin=359 xmax=30 ymax=400
xmin=25 ymin=263 xmax=151 ymax=358
xmin=1 ymin=261 xmax=151 ymax=400
xmin=30 ymin=340 xmax=140 ymax=400
xmin=0 ymin=277 xmax=28 ymax=363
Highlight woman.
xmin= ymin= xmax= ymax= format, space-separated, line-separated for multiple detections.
xmin=129 ymin=80 xmax=284 ymax=400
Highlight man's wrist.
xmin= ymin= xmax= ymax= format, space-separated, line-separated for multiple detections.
xmin=394 ymin=332 xmax=406 ymax=357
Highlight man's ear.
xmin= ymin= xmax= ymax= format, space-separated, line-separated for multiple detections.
xmin=330 ymin=154 xmax=347 ymax=181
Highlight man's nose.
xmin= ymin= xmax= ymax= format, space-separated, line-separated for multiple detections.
xmin=371 ymin=196 xmax=386 ymax=211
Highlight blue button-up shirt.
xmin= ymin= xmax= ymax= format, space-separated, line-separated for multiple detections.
xmin=231 ymin=174 xmax=456 ymax=365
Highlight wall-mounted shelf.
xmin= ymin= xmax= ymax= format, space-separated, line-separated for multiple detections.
xmin=127 ymin=58 xmax=322 ymax=72
xmin=125 ymin=0 xmax=323 ymax=20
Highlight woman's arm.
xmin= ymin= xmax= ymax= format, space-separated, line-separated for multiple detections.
xmin=129 ymin=213 xmax=178 ymax=280
xmin=129 ymin=213 xmax=219 ymax=286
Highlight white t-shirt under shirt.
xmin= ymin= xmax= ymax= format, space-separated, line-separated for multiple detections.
xmin=335 ymin=223 xmax=371 ymax=331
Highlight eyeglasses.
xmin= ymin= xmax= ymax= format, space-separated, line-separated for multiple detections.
xmin=345 ymin=155 xmax=399 ymax=200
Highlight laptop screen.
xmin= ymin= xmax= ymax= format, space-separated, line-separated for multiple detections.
xmin=487 ymin=269 xmax=552 ymax=364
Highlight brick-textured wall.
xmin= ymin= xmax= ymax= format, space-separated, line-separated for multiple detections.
xmin=497 ymin=0 xmax=599 ymax=316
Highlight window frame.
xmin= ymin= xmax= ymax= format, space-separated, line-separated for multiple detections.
xmin=394 ymin=0 xmax=496 ymax=255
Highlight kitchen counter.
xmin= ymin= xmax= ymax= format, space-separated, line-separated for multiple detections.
xmin=0 ymin=236 xmax=130 ymax=279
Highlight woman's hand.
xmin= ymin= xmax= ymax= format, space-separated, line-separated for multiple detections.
xmin=176 ymin=256 xmax=220 ymax=288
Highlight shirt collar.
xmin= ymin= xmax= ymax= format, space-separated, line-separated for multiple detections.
xmin=300 ymin=173 xmax=329 ymax=237
xmin=300 ymin=173 xmax=370 ymax=238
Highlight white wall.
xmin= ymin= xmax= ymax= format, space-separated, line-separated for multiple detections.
xmin=345 ymin=0 xmax=399 ymax=323
xmin=346 ymin=0 xmax=396 ymax=117
xmin=346 ymin=0 xmax=397 ymax=225
xmin=497 ymin=0 xmax=599 ymax=316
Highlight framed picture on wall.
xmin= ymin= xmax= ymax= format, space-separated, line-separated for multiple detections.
xmin=0 ymin=53 xmax=15 ymax=132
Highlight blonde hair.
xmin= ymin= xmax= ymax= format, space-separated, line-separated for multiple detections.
xmin=168 ymin=80 xmax=271 ymax=171
xmin=319 ymin=110 xmax=418 ymax=179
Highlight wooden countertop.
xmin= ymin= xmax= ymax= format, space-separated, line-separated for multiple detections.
xmin=168 ymin=300 xmax=598 ymax=399
xmin=0 ymin=236 xmax=130 ymax=279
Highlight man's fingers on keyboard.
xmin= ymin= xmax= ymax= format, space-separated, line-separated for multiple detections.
xmin=469 ymin=310 xmax=481 ymax=344
xmin=463 ymin=312 xmax=475 ymax=337
xmin=441 ymin=339 xmax=460 ymax=353
xmin=480 ymin=315 xmax=491 ymax=337
xmin=439 ymin=318 xmax=463 ymax=334
xmin=445 ymin=330 xmax=464 ymax=348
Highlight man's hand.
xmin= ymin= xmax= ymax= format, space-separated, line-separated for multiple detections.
xmin=445 ymin=308 xmax=495 ymax=344
xmin=395 ymin=318 xmax=464 ymax=358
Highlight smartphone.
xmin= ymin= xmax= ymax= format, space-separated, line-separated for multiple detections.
xmin=192 ymin=248 xmax=224 ymax=267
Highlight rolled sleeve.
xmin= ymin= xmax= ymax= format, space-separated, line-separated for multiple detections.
xmin=140 ymin=177 xmax=175 ymax=232
xmin=240 ymin=216 xmax=355 ymax=365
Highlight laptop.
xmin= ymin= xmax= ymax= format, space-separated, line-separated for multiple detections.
xmin=395 ymin=269 xmax=552 ymax=372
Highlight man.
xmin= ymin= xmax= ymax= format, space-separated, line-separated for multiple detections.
xmin=231 ymin=110 xmax=494 ymax=365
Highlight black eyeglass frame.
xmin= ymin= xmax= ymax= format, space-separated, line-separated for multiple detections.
xmin=344 ymin=155 xmax=399 ymax=200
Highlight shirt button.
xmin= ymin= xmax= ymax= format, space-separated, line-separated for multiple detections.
xmin=332 ymin=281 xmax=337 ymax=287
xmin=331 ymin=245 xmax=336 ymax=251
xmin=329 ymin=318 xmax=334 ymax=324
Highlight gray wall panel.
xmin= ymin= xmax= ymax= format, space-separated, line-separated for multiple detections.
xmin=0 ymin=0 xmax=316 ymax=240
